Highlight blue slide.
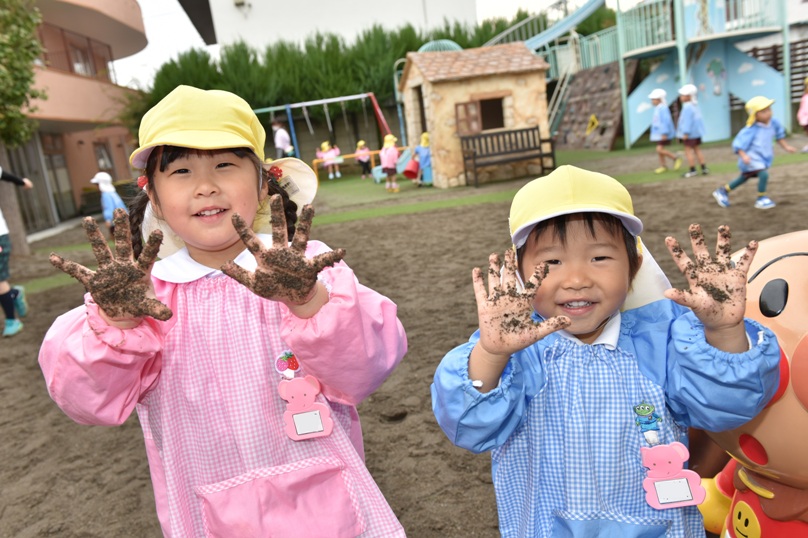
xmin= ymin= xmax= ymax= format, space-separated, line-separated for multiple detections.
xmin=524 ymin=0 xmax=606 ymax=51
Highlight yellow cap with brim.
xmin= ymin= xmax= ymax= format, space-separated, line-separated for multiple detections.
xmin=745 ymin=96 xmax=775 ymax=127
xmin=509 ymin=165 xmax=643 ymax=249
xmin=130 ymin=85 xmax=266 ymax=168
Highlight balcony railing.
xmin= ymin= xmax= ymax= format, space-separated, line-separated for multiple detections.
xmin=38 ymin=23 xmax=115 ymax=83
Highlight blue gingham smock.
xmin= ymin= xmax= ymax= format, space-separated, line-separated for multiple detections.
xmin=431 ymin=299 xmax=780 ymax=538
xmin=650 ymin=104 xmax=675 ymax=142
xmin=676 ymin=103 xmax=705 ymax=140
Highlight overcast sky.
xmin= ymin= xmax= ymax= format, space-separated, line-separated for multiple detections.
xmin=113 ymin=0 xmax=618 ymax=89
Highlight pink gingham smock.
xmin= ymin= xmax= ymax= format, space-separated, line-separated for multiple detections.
xmin=39 ymin=236 xmax=407 ymax=537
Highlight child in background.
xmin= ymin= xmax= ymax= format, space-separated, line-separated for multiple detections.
xmin=39 ymin=85 xmax=407 ymax=537
xmin=712 ymin=96 xmax=795 ymax=210
xmin=379 ymin=133 xmax=400 ymax=193
xmin=432 ymin=165 xmax=780 ymax=538
xmin=796 ymin=77 xmax=808 ymax=153
xmin=271 ymin=119 xmax=293 ymax=159
xmin=355 ymin=139 xmax=372 ymax=179
xmin=677 ymin=84 xmax=709 ymax=178
xmin=317 ymin=141 xmax=341 ymax=180
xmin=89 ymin=171 xmax=128 ymax=238
xmin=0 ymin=166 xmax=33 ymax=338
xmin=412 ymin=132 xmax=433 ymax=186
xmin=648 ymin=89 xmax=681 ymax=174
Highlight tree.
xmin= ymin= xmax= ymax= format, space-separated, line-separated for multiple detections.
xmin=0 ymin=0 xmax=44 ymax=257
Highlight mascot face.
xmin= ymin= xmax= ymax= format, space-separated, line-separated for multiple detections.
xmin=708 ymin=230 xmax=808 ymax=488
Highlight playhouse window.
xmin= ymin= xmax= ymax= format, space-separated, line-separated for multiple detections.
xmin=479 ymin=98 xmax=505 ymax=130
xmin=456 ymin=98 xmax=505 ymax=135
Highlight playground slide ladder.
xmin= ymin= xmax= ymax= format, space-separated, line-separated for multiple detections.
xmin=547 ymin=69 xmax=572 ymax=135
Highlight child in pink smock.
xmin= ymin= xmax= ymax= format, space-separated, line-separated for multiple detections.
xmin=379 ymin=134 xmax=400 ymax=193
xmin=318 ymin=141 xmax=342 ymax=179
xmin=39 ymin=85 xmax=407 ymax=537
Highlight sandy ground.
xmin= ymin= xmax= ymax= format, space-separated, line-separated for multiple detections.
xmin=2 ymin=145 xmax=807 ymax=537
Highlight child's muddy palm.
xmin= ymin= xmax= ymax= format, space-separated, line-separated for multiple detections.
xmin=473 ymin=249 xmax=570 ymax=357
xmin=221 ymin=195 xmax=345 ymax=305
xmin=49 ymin=209 xmax=172 ymax=321
xmin=665 ymin=224 xmax=758 ymax=331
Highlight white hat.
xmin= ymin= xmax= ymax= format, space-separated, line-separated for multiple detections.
xmin=90 ymin=171 xmax=113 ymax=184
xmin=678 ymin=84 xmax=697 ymax=96
xmin=648 ymin=88 xmax=666 ymax=100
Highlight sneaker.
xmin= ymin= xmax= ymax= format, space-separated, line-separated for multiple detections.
xmin=654 ymin=166 xmax=667 ymax=174
xmin=683 ymin=170 xmax=698 ymax=178
xmin=754 ymin=196 xmax=776 ymax=209
xmin=328 ymin=173 xmax=334 ymax=180
xmin=12 ymin=286 xmax=27 ymax=318
xmin=701 ymin=167 xmax=710 ymax=175
xmin=802 ymin=145 xmax=808 ymax=153
xmin=3 ymin=319 xmax=23 ymax=338
xmin=673 ymin=154 xmax=683 ymax=170
xmin=712 ymin=187 xmax=730 ymax=208
xmin=336 ymin=171 xmax=341 ymax=178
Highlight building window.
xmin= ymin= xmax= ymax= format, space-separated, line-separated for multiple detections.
xmin=480 ymin=98 xmax=505 ymax=130
xmin=94 ymin=143 xmax=114 ymax=174
xmin=37 ymin=23 xmax=114 ymax=82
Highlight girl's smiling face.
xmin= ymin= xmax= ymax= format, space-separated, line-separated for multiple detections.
xmin=149 ymin=149 xmax=267 ymax=268
xmin=519 ymin=216 xmax=635 ymax=344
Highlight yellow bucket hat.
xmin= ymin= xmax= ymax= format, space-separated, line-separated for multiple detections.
xmin=420 ymin=132 xmax=430 ymax=146
xmin=509 ymin=165 xmax=642 ymax=249
xmin=320 ymin=141 xmax=331 ymax=151
xmin=383 ymin=134 xmax=397 ymax=147
xmin=745 ymin=96 xmax=775 ymax=127
xmin=356 ymin=140 xmax=366 ymax=150
xmin=130 ymin=85 xmax=265 ymax=168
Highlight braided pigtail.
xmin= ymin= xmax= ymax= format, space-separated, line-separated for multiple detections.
xmin=128 ymin=188 xmax=151 ymax=260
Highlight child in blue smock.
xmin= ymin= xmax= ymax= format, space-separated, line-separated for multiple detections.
xmin=431 ymin=165 xmax=780 ymax=538
xmin=677 ymin=84 xmax=709 ymax=178
xmin=648 ymin=89 xmax=681 ymax=174
xmin=712 ymin=96 xmax=796 ymax=210
xmin=90 ymin=171 xmax=128 ymax=238
xmin=412 ymin=132 xmax=432 ymax=186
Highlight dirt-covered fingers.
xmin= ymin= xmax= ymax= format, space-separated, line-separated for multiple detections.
xmin=83 ymin=217 xmax=113 ymax=267
xmin=231 ymin=213 xmax=264 ymax=254
xmin=112 ymin=209 xmax=133 ymax=260
xmin=665 ymin=235 xmax=695 ymax=279
xmin=290 ymin=205 xmax=315 ymax=253
xmin=142 ymin=297 xmax=173 ymax=321
xmin=525 ymin=262 xmax=548 ymax=294
xmin=713 ymin=225 xmax=733 ymax=267
xmin=310 ymin=248 xmax=345 ymax=273
xmin=501 ymin=249 xmax=520 ymax=286
xmin=50 ymin=254 xmax=94 ymax=287
xmin=220 ymin=261 xmax=255 ymax=289
xmin=529 ymin=315 xmax=571 ymax=341
xmin=733 ymin=240 xmax=758 ymax=275
xmin=687 ymin=224 xmax=712 ymax=266
xmin=137 ymin=230 xmax=164 ymax=273
xmin=486 ymin=253 xmax=502 ymax=296
xmin=268 ymin=195 xmax=289 ymax=248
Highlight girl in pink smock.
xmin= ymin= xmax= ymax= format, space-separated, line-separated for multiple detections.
xmin=39 ymin=85 xmax=407 ymax=537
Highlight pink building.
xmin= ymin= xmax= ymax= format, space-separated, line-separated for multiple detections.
xmin=2 ymin=0 xmax=147 ymax=233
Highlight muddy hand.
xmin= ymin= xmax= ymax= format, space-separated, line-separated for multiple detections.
xmin=473 ymin=249 xmax=570 ymax=357
xmin=49 ymin=208 xmax=172 ymax=321
xmin=664 ymin=224 xmax=757 ymax=330
xmin=221 ymin=195 xmax=345 ymax=304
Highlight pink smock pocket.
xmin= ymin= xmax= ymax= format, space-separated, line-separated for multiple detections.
xmin=195 ymin=456 xmax=365 ymax=537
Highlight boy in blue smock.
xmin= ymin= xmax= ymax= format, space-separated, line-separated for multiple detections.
xmin=90 ymin=171 xmax=128 ymax=238
xmin=648 ymin=88 xmax=681 ymax=174
xmin=712 ymin=96 xmax=796 ymax=210
xmin=431 ymin=165 xmax=780 ymax=538
xmin=677 ymin=84 xmax=709 ymax=178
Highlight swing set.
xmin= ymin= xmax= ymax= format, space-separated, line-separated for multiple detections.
xmin=254 ymin=93 xmax=393 ymax=181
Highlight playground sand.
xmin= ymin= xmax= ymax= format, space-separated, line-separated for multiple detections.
xmin=3 ymin=146 xmax=806 ymax=536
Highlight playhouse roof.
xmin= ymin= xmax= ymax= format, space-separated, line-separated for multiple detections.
xmin=399 ymin=42 xmax=549 ymax=89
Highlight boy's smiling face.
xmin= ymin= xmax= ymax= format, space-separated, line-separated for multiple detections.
xmin=520 ymin=216 xmax=634 ymax=344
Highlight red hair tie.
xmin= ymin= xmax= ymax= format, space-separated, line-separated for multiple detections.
xmin=137 ymin=175 xmax=148 ymax=189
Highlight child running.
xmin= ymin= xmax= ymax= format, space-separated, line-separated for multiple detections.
xmin=712 ymin=96 xmax=796 ymax=209
xmin=677 ymin=84 xmax=709 ymax=177
xmin=431 ymin=165 xmax=780 ymax=538
xmin=648 ymin=88 xmax=681 ymax=174
xmin=39 ymin=85 xmax=407 ymax=537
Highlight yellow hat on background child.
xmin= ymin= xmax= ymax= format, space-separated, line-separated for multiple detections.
xmin=321 ymin=141 xmax=331 ymax=151
xmin=356 ymin=140 xmax=366 ymax=150
xmin=420 ymin=132 xmax=430 ymax=146
xmin=509 ymin=165 xmax=669 ymax=310
xmin=745 ymin=96 xmax=775 ymax=127
xmin=383 ymin=134 xmax=397 ymax=148
xmin=130 ymin=85 xmax=265 ymax=168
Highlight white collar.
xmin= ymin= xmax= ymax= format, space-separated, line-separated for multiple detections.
xmin=557 ymin=311 xmax=621 ymax=350
xmin=151 ymin=233 xmax=270 ymax=283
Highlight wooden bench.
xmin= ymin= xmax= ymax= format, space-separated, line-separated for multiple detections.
xmin=460 ymin=126 xmax=556 ymax=187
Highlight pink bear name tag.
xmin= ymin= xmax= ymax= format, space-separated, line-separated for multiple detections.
xmin=641 ymin=441 xmax=706 ymax=510
xmin=277 ymin=375 xmax=333 ymax=441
